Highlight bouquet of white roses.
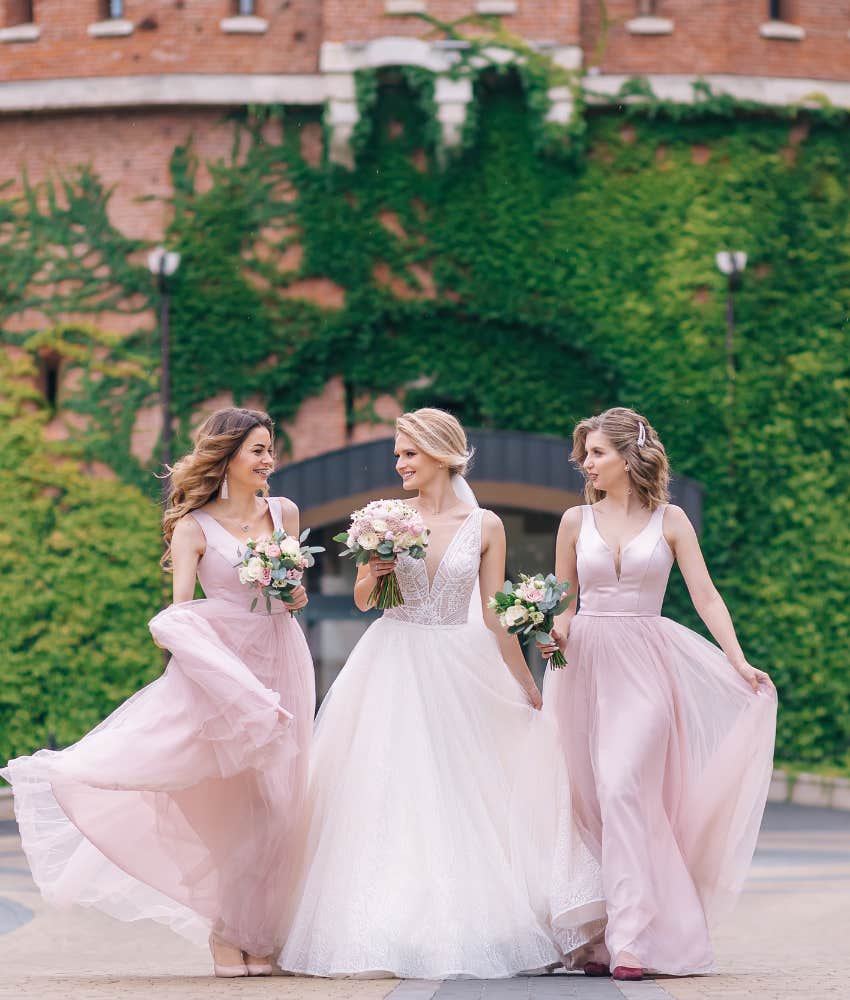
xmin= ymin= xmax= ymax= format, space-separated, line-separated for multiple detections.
xmin=488 ymin=573 xmax=572 ymax=668
xmin=237 ymin=528 xmax=324 ymax=614
xmin=333 ymin=499 xmax=430 ymax=609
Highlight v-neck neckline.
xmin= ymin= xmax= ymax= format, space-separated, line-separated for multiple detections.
xmin=420 ymin=508 xmax=477 ymax=592
xmin=588 ymin=505 xmax=655 ymax=582
xmin=198 ymin=497 xmax=277 ymax=549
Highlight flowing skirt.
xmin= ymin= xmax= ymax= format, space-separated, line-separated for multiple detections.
xmin=280 ymin=616 xmax=605 ymax=980
xmin=1 ymin=598 xmax=315 ymax=957
xmin=544 ymin=613 xmax=777 ymax=975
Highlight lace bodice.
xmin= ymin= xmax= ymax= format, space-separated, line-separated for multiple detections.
xmin=384 ymin=508 xmax=483 ymax=627
xmin=576 ymin=503 xmax=673 ymax=617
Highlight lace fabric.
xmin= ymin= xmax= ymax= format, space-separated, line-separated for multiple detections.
xmin=384 ymin=508 xmax=484 ymax=628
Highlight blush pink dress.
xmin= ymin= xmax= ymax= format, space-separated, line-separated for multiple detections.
xmin=543 ymin=504 xmax=777 ymax=975
xmin=1 ymin=497 xmax=315 ymax=958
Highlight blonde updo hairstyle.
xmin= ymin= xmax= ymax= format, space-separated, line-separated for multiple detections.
xmin=395 ymin=407 xmax=474 ymax=477
xmin=161 ymin=407 xmax=274 ymax=568
xmin=571 ymin=407 xmax=670 ymax=511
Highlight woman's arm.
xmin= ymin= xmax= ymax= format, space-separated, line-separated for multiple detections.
xmin=665 ymin=505 xmax=772 ymax=693
xmin=538 ymin=506 xmax=581 ymax=659
xmin=354 ymin=557 xmax=396 ymax=612
xmin=170 ymin=515 xmax=205 ymax=604
xmin=479 ymin=510 xmax=542 ymax=710
xmin=278 ymin=496 xmax=308 ymax=612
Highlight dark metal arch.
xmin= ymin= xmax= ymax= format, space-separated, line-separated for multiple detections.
xmin=270 ymin=429 xmax=703 ymax=532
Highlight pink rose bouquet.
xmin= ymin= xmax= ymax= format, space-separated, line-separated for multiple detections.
xmin=334 ymin=498 xmax=430 ymax=609
xmin=237 ymin=528 xmax=324 ymax=614
xmin=488 ymin=573 xmax=572 ymax=668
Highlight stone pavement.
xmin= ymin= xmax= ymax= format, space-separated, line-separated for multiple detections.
xmin=0 ymin=804 xmax=847 ymax=1000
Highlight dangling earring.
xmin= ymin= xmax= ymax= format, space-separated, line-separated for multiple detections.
xmin=624 ymin=463 xmax=633 ymax=496
xmin=220 ymin=474 xmax=229 ymax=500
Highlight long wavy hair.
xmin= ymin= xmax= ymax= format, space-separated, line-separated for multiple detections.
xmin=161 ymin=407 xmax=274 ymax=569
xmin=395 ymin=407 xmax=474 ymax=475
xmin=571 ymin=407 xmax=670 ymax=511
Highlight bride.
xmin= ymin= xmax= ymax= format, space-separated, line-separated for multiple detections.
xmin=280 ymin=408 xmax=604 ymax=979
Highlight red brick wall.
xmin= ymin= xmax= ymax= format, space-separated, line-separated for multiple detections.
xmin=322 ymin=0 xmax=580 ymax=46
xmin=581 ymin=0 xmax=850 ymax=81
xmin=0 ymin=0 xmax=321 ymax=79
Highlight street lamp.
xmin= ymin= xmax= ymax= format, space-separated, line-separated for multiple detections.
xmin=148 ymin=247 xmax=181 ymax=507
xmin=715 ymin=251 xmax=746 ymax=411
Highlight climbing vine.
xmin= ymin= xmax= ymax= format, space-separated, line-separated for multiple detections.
xmin=2 ymin=74 xmax=850 ymax=769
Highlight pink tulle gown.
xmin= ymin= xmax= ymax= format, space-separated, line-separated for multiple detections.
xmin=543 ymin=504 xmax=777 ymax=975
xmin=1 ymin=497 xmax=315 ymax=958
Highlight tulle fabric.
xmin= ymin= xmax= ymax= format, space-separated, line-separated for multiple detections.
xmin=280 ymin=509 xmax=605 ymax=980
xmin=2 ymin=500 xmax=315 ymax=958
xmin=543 ymin=505 xmax=777 ymax=975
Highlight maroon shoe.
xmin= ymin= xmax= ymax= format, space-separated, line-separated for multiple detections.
xmin=612 ymin=965 xmax=643 ymax=981
xmin=583 ymin=962 xmax=611 ymax=977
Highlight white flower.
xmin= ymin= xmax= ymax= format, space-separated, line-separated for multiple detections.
xmin=358 ymin=530 xmax=380 ymax=550
xmin=239 ymin=557 xmax=265 ymax=583
xmin=396 ymin=531 xmax=415 ymax=549
xmin=279 ymin=537 xmax=301 ymax=558
xmin=530 ymin=610 xmax=545 ymax=625
xmin=504 ymin=604 xmax=529 ymax=627
xmin=372 ymin=519 xmax=388 ymax=533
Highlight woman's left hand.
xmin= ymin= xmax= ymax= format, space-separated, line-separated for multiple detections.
xmin=733 ymin=659 xmax=773 ymax=693
xmin=288 ymin=584 xmax=308 ymax=612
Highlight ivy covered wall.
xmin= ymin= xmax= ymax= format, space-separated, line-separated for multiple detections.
xmin=1 ymin=73 xmax=849 ymax=769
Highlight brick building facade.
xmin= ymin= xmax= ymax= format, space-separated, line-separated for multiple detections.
xmin=3 ymin=0 xmax=850 ymax=464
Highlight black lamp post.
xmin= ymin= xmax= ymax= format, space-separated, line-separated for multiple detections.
xmin=147 ymin=247 xmax=181 ymax=508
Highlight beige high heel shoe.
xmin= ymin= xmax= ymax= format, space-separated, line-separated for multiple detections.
xmin=208 ymin=933 xmax=247 ymax=978
xmin=243 ymin=952 xmax=274 ymax=976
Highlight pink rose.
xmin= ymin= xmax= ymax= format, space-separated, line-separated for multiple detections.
xmin=266 ymin=543 xmax=281 ymax=559
xmin=286 ymin=568 xmax=303 ymax=582
xmin=260 ymin=567 xmax=273 ymax=587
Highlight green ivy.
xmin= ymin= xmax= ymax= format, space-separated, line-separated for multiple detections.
xmin=2 ymin=76 xmax=850 ymax=769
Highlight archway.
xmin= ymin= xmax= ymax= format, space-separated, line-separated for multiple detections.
xmin=271 ymin=429 xmax=703 ymax=697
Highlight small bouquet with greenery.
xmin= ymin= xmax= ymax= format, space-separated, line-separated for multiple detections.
xmin=334 ymin=499 xmax=430 ymax=609
xmin=237 ymin=529 xmax=324 ymax=614
xmin=488 ymin=573 xmax=572 ymax=668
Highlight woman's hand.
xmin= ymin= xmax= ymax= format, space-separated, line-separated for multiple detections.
xmin=731 ymin=659 xmax=773 ymax=694
xmin=287 ymin=584 xmax=308 ymax=612
xmin=523 ymin=681 xmax=543 ymax=711
xmin=536 ymin=625 xmax=568 ymax=660
xmin=368 ymin=555 xmax=397 ymax=581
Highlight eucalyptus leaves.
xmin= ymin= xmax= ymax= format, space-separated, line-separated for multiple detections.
xmin=488 ymin=573 xmax=572 ymax=668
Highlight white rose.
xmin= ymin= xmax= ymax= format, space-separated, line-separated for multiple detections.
xmin=504 ymin=604 xmax=529 ymax=627
xmin=280 ymin=537 xmax=301 ymax=557
xmin=396 ymin=531 xmax=415 ymax=549
xmin=372 ymin=519 xmax=388 ymax=533
xmin=358 ymin=530 xmax=380 ymax=551
xmin=240 ymin=557 xmax=265 ymax=583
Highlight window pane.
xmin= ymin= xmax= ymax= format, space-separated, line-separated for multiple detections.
xmin=109 ymin=0 xmax=124 ymax=17
xmin=238 ymin=0 xmax=255 ymax=15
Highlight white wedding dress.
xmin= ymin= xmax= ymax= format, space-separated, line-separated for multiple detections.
xmin=280 ymin=506 xmax=604 ymax=979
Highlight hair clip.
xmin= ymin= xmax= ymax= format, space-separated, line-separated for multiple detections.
xmin=637 ymin=422 xmax=646 ymax=447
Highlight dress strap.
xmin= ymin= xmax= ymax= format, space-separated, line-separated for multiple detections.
xmin=266 ymin=496 xmax=283 ymax=533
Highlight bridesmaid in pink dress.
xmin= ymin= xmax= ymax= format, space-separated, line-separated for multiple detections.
xmin=1 ymin=407 xmax=315 ymax=978
xmin=540 ymin=407 xmax=777 ymax=981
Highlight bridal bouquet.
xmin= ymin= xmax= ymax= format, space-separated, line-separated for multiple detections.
xmin=488 ymin=573 xmax=572 ymax=668
xmin=237 ymin=529 xmax=324 ymax=614
xmin=334 ymin=499 xmax=429 ymax=609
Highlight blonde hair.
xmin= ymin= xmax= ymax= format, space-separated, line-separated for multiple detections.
xmin=395 ymin=407 xmax=473 ymax=476
xmin=161 ymin=407 xmax=274 ymax=568
xmin=571 ymin=407 xmax=670 ymax=511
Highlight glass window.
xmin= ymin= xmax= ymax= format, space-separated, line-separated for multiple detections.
xmin=237 ymin=0 xmax=256 ymax=15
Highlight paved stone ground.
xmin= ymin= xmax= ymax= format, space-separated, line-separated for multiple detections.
xmin=0 ymin=805 xmax=847 ymax=1000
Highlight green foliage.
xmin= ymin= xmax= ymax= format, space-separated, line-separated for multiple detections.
xmin=0 ymin=351 xmax=163 ymax=761
xmin=2 ymin=74 xmax=850 ymax=767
